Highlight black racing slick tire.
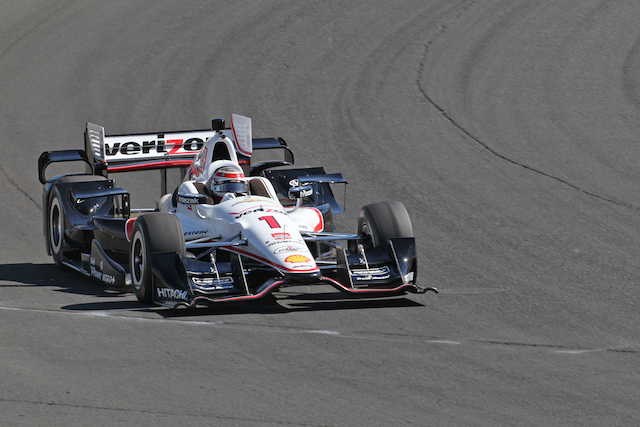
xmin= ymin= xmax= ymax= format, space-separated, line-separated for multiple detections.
xmin=46 ymin=176 xmax=111 ymax=268
xmin=130 ymin=213 xmax=186 ymax=305
xmin=48 ymin=187 xmax=67 ymax=268
xmin=357 ymin=201 xmax=414 ymax=248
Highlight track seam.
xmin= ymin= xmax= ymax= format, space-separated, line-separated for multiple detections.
xmin=415 ymin=3 xmax=640 ymax=211
xmin=0 ymin=161 xmax=40 ymax=209
xmin=0 ymin=397 xmax=328 ymax=426
xmin=0 ymin=1 xmax=76 ymax=211
xmin=0 ymin=0 xmax=77 ymax=61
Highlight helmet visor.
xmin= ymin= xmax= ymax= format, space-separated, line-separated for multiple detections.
xmin=212 ymin=180 xmax=249 ymax=194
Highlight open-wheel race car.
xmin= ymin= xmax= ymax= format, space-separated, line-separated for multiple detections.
xmin=38 ymin=115 xmax=437 ymax=308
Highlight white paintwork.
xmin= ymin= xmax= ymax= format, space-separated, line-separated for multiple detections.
xmin=152 ymin=117 xmax=322 ymax=276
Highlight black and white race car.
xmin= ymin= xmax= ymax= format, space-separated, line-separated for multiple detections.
xmin=38 ymin=114 xmax=436 ymax=308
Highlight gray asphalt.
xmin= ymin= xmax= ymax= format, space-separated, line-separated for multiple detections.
xmin=2 ymin=0 xmax=639 ymax=425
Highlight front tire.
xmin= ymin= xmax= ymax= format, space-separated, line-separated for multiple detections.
xmin=357 ymin=201 xmax=414 ymax=248
xmin=130 ymin=213 xmax=185 ymax=304
xmin=357 ymin=201 xmax=417 ymax=284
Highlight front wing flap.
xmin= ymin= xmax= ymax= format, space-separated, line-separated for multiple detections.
xmin=149 ymin=238 xmax=435 ymax=309
xmin=151 ymin=252 xmax=194 ymax=307
xmin=149 ymin=251 xmax=277 ymax=308
xmin=332 ymin=237 xmax=433 ymax=295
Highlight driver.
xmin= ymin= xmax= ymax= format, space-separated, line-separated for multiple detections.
xmin=210 ymin=165 xmax=249 ymax=203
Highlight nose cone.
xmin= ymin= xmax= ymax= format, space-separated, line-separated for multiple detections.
xmin=285 ymin=271 xmax=322 ymax=285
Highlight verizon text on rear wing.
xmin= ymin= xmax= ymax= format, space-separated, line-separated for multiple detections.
xmin=38 ymin=116 xmax=290 ymax=185
xmin=85 ymin=122 xmax=218 ymax=176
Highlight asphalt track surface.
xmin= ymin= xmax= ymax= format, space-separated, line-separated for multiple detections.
xmin=1 ymin=0 xmax=639 ymax=425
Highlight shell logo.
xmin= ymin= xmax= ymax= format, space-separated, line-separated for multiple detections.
xmin=285 ymin=255 xmax=310 ymax=263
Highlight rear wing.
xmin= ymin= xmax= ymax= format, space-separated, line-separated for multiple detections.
xmin=85 ymin=115 xmax=289 ymax=176
xmin=38 ymin=125 xmax=216 ymax=184
xmin=84 ymin=122 xmax=218 ymax=176
xmin=38 ymin=116 xmax=294 ymax=186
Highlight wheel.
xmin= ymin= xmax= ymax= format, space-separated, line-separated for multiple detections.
xmin=130 ymin=213 xmax=185 ymax=304
xmin=357 ymin=201 xmax=414 ymax=248
xmin=47 ymin=176 xmax=113 ymax=268
xmin=357 ymin=201 xmax=417 ymax=284
xmin=48 ymin=187 xmax=67 ymax=268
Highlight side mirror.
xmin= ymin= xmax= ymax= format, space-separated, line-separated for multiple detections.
xmin=121 ymin=193 xmax=130 ymax=218
xmin=288 ymin=185 xmax=313 ymax=200
xmin=177 ymin=193 xmax=209 ymax=205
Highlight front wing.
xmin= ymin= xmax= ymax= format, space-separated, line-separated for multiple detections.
xmin=149 ymin=237 xmax=437 ymax=309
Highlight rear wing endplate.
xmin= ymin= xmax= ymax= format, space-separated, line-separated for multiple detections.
xmin=38 ymin=150 xmax=91 ymax=184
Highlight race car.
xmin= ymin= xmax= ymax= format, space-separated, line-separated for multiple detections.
xmin=38 ymin=114 xmax=437 ymax=308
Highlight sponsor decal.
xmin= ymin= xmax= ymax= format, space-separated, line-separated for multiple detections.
xmin=228 ymin=246 xmax=319 ymax=273
xmin=351 ymin=266 xmax=391 ymax=281
xmin=234 ymin=207 xmax=262 ymax=219
xmin=192 ymin=276 xmax=235 ymax=290
xmin=89 ymin=265 xmax=116 ymax=284
xmin=184 ymin=230 xmax=208 ymax=237
xmin=105 ymin=137 xmax=204 ymax=157
xmin=266 ymin=238 xmax=304 ymax=248
xmin=289 ymin=264 xmax=315 ymax=269
xmin=157 ymin=288 xmax=189 ymax=301
xmin=274 ymin=246 xmax=306 ymax=254
xmin=178 ymin=195 xmax=200 ymax=205
xmin=285 ymin=255 xmax=310 ymax=263
xmin=271 ymin=232 xmax=291 ymax=240
xmin=232 ymin=206 xmax=285 ymax=219
xmin=288 ymin=178 xmax=313 ymax=197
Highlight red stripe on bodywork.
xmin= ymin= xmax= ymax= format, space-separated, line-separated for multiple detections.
xmin=107 ymin=160 xmax=193 ymax=172
xmin=310 ymin=208 xmax=324 ymax=232
xmin=125 ymin=218 xmax=137 ymax=242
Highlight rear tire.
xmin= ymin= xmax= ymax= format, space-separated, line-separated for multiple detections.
xmin=357 ymin=201 xmax=414 ymax=248
xmin=48 ymin=187 xmax=67 ymax=268
xmin=130 ymin=213 xmax=185 ymax=304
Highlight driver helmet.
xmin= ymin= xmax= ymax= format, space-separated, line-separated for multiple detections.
xmin=211 ymin=166 xmax=249 ymax=201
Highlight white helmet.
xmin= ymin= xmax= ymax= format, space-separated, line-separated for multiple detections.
xmin=211 ymin=165 xmax=249 ymax=201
